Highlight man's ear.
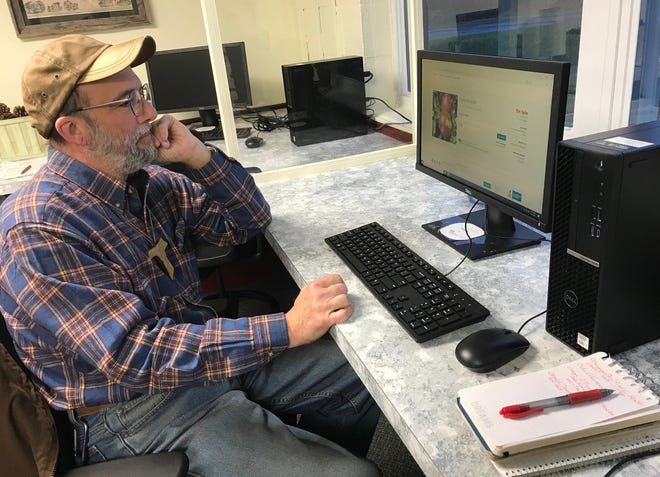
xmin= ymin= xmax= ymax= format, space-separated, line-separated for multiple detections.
xmin=53 ymin=115 xmax=89 ymax=145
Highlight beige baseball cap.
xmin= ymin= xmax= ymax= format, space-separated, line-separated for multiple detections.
xmin=21 ymin=34 xmax=156 ymax=138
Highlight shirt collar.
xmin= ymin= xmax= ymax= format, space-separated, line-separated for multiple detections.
xmin=46 ymin=149 xmax=138 ymax=211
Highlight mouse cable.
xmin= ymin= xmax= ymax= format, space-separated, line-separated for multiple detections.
xmin=443 ymin=204 xmax=547 ymax=334
xmin=516 ymin=309 xmax=546 ymax=334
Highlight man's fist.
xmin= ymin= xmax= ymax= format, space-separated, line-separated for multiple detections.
xmin=285 ymin=274 xmax=353 ymax=347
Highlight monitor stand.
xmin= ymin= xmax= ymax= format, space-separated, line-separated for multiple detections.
xmin=422 ymin=205 xmax=544 ymax=260
xmin=189 ymin=108 xmax=224 ymax=141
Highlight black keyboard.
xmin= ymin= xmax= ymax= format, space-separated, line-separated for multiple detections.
xmin=192 ymin=126 xmax=252 ymax=141
xmin=236 ymin=127 xmax=253 ymax=139
xmin=325 ymin=222 xmax=489 ymax=342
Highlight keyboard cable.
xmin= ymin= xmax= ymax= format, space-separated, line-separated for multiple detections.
xmin=443 ymin=199 xmax=479 ymax=278
xmin=443 ymin=199 xmax=547 ymax=336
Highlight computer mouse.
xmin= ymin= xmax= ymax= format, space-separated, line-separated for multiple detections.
xmin=245 ymin=136 xmax=264 ymax=148
xmin=455 ymin=328 xmax=530 ymax=373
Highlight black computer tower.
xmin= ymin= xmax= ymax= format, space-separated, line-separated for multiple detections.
xmin=282 ymin=56 xmax=368 ymax=146
xmin=546 ymin=120 xmax=660 ymax=355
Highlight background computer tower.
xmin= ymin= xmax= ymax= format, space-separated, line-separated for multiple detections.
xmin=546 ymin=120 xmax=660 ymax=355
xmin=282 ymin=56 xmax=368 ymax=146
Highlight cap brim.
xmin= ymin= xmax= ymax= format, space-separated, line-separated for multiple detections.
xmin=79 ymin=35 xmax=156 ymax=84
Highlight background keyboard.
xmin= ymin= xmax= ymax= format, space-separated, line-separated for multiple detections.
xmin=326 ymin=222 xmax=489 ymax=342
xmin=192 ymin=126 xmax=253 ymax=141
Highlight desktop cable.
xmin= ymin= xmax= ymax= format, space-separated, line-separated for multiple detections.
xmin=244 ymin=112 xmax=289 ymax=132
xmin=365 ymin=96 xmax=412 ymax=125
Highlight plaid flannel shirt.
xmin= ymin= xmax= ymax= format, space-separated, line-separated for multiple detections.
xmin=0 ymin=148 xmax=288 ymax=410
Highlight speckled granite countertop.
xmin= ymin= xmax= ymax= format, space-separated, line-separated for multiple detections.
xmin=257 ymin=154 xmax=660 ymax=477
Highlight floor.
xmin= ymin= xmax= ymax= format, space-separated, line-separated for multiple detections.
xmin=368 ymin=413 xmax=426 ymax=477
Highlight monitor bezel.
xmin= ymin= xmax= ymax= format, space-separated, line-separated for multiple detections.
xmin=223 ymin=41 xmax=253 ymax=108
xmin=145 ymin=42 xmax=252 ymax=115
xmin=415 ymin=50 xmax=569 ymax=234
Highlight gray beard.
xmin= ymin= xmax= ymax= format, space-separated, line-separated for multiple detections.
xmin=89 ymin=124 xmax=159 ymax=176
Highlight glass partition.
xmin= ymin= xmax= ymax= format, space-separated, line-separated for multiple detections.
xmin=206 ymin=0 xmax=413 ymax=175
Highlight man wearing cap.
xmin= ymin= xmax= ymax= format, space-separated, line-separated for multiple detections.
xmin=0 ymin=34 xmax=380 ymax=476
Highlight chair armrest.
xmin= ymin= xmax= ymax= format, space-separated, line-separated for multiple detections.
xmin=195 ymin=234 xmax=263 ymax=269
xmin=62 ymin=451 xmax=188 ymax=477
xmin=196 ymin=242 xmax=238 ymax=268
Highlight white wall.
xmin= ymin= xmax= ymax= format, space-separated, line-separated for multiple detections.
xmin=0 ymin=1 xmax=399 ymax=115
xmin=215 ymin=1 xmax=306 ymax=107
xmin=0 ymin=1 xmax=207 ymax=109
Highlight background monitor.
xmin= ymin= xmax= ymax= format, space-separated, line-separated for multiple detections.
xmin=416 ymin=50 xmax=569 ymax=259
xmin=145 ymin=42 xmax=252 ymax=129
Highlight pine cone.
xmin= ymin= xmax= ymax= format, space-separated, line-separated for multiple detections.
xmin=0 ymin=103 xmax=11 ymax=119
xmin=12 ymin=105 xmax=28 ymax=117
xmin=0 ymin=103 xmax=30 ymax=120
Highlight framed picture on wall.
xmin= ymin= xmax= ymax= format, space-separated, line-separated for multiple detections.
xmin=7 ymin=0 xmax=151 ymax=38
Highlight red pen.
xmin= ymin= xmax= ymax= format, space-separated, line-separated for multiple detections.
xmin=500 ymin=388 xmax=614 ymax=419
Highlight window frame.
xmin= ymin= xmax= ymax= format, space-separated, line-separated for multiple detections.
xmin=570 ymin=0 xmax=641 ymax=137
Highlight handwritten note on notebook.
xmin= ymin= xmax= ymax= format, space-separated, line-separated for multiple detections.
xmin=457 ymin=352 xmax=660 ymax=456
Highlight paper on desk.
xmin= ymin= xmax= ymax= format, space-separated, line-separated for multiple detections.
xmin=0 ymin=156 xmax=45 ymax=180
xmin=458 ymin=352 xmax=660 ymax=452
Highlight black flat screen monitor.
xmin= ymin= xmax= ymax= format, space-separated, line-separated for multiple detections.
xmin=145 ymin=42 xmax=252 ymax=130
xmin=416 ymin=50 xmax=569 ymax=259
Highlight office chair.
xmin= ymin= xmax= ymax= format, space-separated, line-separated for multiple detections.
xmin=0 ymin=314 xmax=189 ymax=477
xmin=162 ymin=163 xmax=279 ymax=316
xmin=196 ymin=234 xmax=281 ymax=318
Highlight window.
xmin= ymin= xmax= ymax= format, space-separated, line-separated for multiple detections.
xmin=401 ymin=1 xmax=658 ymax=137
xmin=630 ymin=0 xmax=660 ymax=125
xmin=422 ymin=1 xmax=583 ymax=126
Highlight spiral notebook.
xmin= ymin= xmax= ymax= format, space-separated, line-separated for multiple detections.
xmin=490 ymin=420 xmax=660 ymax=476
xmin=457 ymin=352 xmax=660 ymax=471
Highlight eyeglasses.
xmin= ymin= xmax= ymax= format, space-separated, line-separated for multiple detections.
xmin=66 ymin=84 xmax=152 ymax=117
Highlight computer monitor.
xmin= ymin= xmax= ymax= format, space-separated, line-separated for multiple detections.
xmin=416 ymin=50 xmax=569 ymax=260
xmin=145 ymin=42 xmax=252 ymax=132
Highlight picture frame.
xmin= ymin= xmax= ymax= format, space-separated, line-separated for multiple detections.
xmin=7 ymin=0 xmax=151 ymax=39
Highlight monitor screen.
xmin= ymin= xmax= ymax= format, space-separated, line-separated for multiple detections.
xmin=145 ymin=42 xmax=252 ymax=128
xmin=416 ymin=50 xmax=569 ymax=259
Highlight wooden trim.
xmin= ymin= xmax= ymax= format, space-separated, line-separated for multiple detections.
xmin=7 ymin=0 xmax=150 ymax=39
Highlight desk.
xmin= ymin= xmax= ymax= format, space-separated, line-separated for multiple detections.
xmin=210 ymin=122 xmax=406 ymax=172
xmin=0 ymin=155 xmax=46 ymax=196
xmin=256 ymin=155 xmax=660 ymax=476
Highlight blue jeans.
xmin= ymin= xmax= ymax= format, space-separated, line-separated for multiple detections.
xmin=83 ymin=338 xmax=381 ymax=477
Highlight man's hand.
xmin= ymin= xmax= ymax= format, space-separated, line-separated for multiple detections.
xmin=285 ymin=274 xmax=354 ymax=348
xmin=150 ymin=114 xmax=211 ymax=169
